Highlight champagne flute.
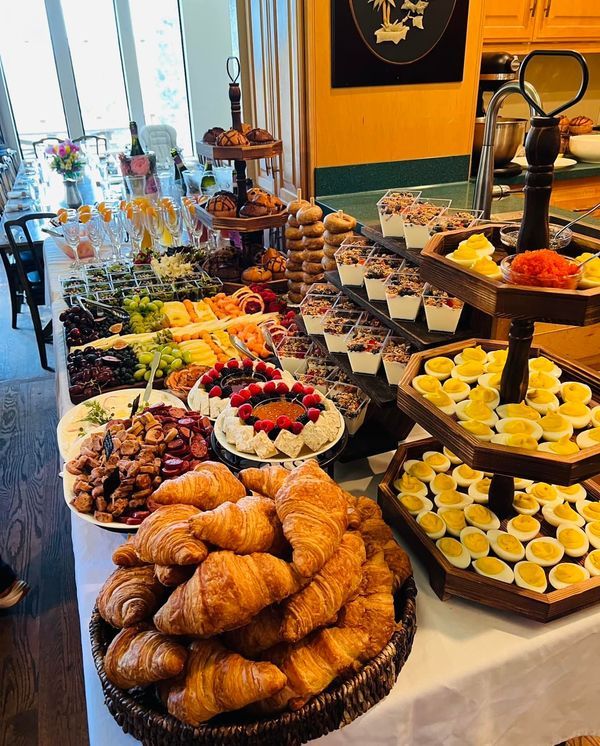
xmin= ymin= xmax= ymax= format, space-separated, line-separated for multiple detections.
xmin=143 ymin=203 xmax=165 ymax=253
xmin=122 ymin=204 xmax=145 ymax=256
xmin=86 ymin=211 xmax=105 ymax=263
xmin=103 ymin=209 xmax=127 ymax=261
xmin=63 ymin=212 xmax=81 ymax=268
xmin=161 ymin=203 xmax=183 ymax=248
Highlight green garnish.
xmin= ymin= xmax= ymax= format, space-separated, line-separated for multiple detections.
xmin=79 ymin=400 xmax=113 ymax=426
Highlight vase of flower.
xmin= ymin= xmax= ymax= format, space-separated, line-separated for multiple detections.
xmin=46 ymin=140 xmax=85 ymax=206
xmin=63 ymin=177 xmax=83 ymax=208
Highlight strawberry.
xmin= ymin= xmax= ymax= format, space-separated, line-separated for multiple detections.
xmin=290 ymin=421 xmax=304 ymax=435
xmin=229 ymin=393 xmax=244 ymax=408
xmin=208 ymin=385 xmax=222 ymax=398
xmin=238 ymin=403 xmax=253 ymax=420
xmin=307 ymin=407 xmax=320 ymax=422
xmin=276 ymin=415 xmax=292 ymax=430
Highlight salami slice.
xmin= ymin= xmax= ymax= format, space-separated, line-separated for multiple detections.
xmin=190 ymin=435 xmax=208 ymax=459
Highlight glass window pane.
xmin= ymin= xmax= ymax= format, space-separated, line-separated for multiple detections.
xmin=0 ymin=0 xmax=67 ymax=156
xmin=129 ymin=0 xmax=193 ymax=158
xmin=61 ymin=0 xmax=130 ymax=152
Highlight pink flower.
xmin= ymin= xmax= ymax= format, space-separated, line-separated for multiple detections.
xmin=130 ymin=155 xmax=150 ymax=176
xmin=58 ymin=145 xmax=66 ymax=157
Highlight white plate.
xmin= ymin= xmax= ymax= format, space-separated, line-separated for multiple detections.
xmin=57 ymin=388 xmax=185 ymax=461
xmin=512 ymin=156 xmax=577 ymax=171
xmin=213 ymin=406 xmax=345 ymax=464
xmin=62 ymin=468 xmax=137 ymax=532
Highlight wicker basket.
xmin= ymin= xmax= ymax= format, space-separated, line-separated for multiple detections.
xmin=90 ymin=577 xmax=417 ymax=746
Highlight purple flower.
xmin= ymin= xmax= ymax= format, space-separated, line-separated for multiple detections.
xmin=45 ymin=145 xmax=54 ymax=155
xmin=58 ymin=144 xmax=66 ymax=157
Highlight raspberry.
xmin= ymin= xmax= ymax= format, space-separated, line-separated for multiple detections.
xmin=208 ymin=385 xmax=222 ymax=398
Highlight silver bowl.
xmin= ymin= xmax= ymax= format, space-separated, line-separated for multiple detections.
xmin=473 ymin=117 xmax=527 ymax=166
xmin=499 ymin=223 xmax=573 ymax=250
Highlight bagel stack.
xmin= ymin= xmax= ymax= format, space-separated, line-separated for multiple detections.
xmin=298 ymin=200 xmax=325 ymax=299
xmin=322 ymin=211 xmax=358 ymax=274
xmin=285 ymin=193 xmax=311 ymax=304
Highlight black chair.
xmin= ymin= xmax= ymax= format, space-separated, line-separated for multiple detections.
xmin=73 ymin=135 xmax=108 ymax=156
xmin=3 ymin=213 xmax=56 ymax=370
xmin=32 ymin=137 xmax=61 ymax=159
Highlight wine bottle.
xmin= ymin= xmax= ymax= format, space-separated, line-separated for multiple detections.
xmin=129 ymin=121 xmax=144 ymax=157
xmin=200 ymin=161 xmax=217 ymax=196
xmin=171 ymin=147 xmax=188 ymax=195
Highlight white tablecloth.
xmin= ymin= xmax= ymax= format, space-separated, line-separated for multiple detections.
xmin=45 ymin=238 xmax=600 ymax=746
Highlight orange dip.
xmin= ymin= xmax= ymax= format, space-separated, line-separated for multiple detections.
xmin=254 ymin=401 xmax=304 ymax=421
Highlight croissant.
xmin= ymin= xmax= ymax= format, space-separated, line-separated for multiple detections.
xmin=221 ymin=605 xmax=285 ymax=659
xmin=112 ymin=537 xmax=143 ymax=567
xmin=131 ymin=505 xmax=208 ymax=566
xmin=275 ymin=460 xmax=348 ymax=576
xmin=337 ymin=549 xmax=396 ymax=661
xmin=148 ymin=461 xmax=246 ymax=511
xmin=104 ymin=625 xmax=188 ymax=689
xmin=155 ymin=564 xmax=195 ymax=587
xmin=97 ymin=566 xmax=166 ymax=628
xmin=162 ymin=639 xmax=286 ymax=725
xmin=153 ymin=551 xmax=304 ymax=637
xmin=239 ymin=465 xmax=288 ymax=499
xmin=355 ymin=495 xmax=383 ymax=521
xmin=359 ymin=512 xmax=412 ymax=590
xmin=188 ymin=494 xmax=283 ymax=554
xmin=281 ymin=532 xmax=366 ymax=643
xmin=257 ymin=626 xmax=368 ymax=713
xmin=342 ymin=490 xmax=361 ymax=529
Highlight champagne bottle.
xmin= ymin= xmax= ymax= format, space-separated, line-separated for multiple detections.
xmin=171 ymin=147 xmax=188 ymax=195
xmin=200 ymin=161 xmax=217 ymax=196
xmin=129 ymin=121 xmax=144 ymax=157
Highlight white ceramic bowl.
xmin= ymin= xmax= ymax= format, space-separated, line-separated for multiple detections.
xmin=569 ymin=134 xmax=600 ymax=164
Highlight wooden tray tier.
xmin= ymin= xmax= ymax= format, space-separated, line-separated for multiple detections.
xmin=378 ymin=437 xmax=600 ymax=622
xmin=196 ymin=139 xmax=283 ymax=162
xmin=397 ymin=338 xmax=600 ymax=485
xmin=360 ymin=224 xmax=424 ymax=267
xmin=195 ymin=204 xmax=288 ymax=232
xmin=420 ymin=223 xmax=600 ymax=326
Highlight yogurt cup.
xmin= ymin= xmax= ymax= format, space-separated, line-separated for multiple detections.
xmin=382 ymin=336 xmax=413 ymax=385
xmin=327 ymin=383 xmax=370 ymax=435
xmin=275 ymin=334 xmax=311 ymax=375
xmin=401 ymin=199 xmax=452 ymax=250
xmin=364 ymin=255 xmax=405 ymax=301
xmin=334 ymin=242 xmax=374 ymax=286
xmin=423 ymin=284 xmax=464 ymax=333
xmin=299 ymin=293 xmax=338 ymax=335
xmin=385 ymin=269 xmax=425 ymax=321
xmin=323 ymin=309 xmax=364 ymax=353
xmin=346 ymin=325 xmax=390 ymax=375
xmin=377 ymin=189 xmax=422 ymax=238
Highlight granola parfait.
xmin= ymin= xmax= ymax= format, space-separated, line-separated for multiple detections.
xmin=299 ymin=293 xmax=338 ymax=334
xmin=385 ymin=268 xmax=425 ymax=321
xmin=363 ymin=254 xmax=405 ymax=301
xmin=298 ymin=357 xmax=337 ymax=394
xmin=346 ymin=325 xmax=390 ymax=375
xmin=376 ymin=189 xmax=422 ymax=238
xmin=327 ymin=383 xmax=370 ymax=435
xmin=323 ymin=309 xmax=364 ymax=353
xmin=423 ymin=284 xmax=465 ymax=333
xmin=275 ymin=333 xmax=312 ymax=376
xmin=334 ymin=240 xmax=375 ymax=286
xmin=382 ymin=336 xmax=413 ymax=385
xmin=401 ymin=199 xmax=452 ymax=250
xmin=428 ymin=208 xmax=482 ymax=236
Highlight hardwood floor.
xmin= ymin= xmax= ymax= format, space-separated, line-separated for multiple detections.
xmin=0 ymin=278 xmax=87 ymax=745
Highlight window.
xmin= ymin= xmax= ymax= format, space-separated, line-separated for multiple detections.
xmin=0 ymin=0 xmax=67 ymax=156
xmin=129 ymin=0 xmax=193 ymax=158
xmin=61 ymin=0 xmax=130 ymax=151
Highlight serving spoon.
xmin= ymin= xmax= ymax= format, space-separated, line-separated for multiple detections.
xmin=555 ymin=201 xmax=600 ymax=239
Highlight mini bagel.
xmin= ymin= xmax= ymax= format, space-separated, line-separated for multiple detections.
xmin=297 ymin=203 xmax=323 ymax=225
xmin=300 ymin=221 xmax=325 ymax=238
xmin=301 ymin=283 xmax=317 ymax=297
xmin=322 ymin=256 xmax=337 ymax=272
xmin=287 ymin=215 xmax=300 ymax=228
xmin=323 ymin=243 xmax=338 ymax=259
xmin=287 ymin=197 xmax=310 ymax=216
xmin=302 ymin=260 xmax=324 ymax=275
xmin=286 ymin=269 xmax=305 ymax=282
xmin=286 ymin=239 xmax=304 ymax=251
xmin=285 ymin=226 xmax=303 ymax=241
xmin=301 ymin=236 xmax=325 ymax=251
xmin=287 ymin=280 xmax=303 ymax=292
xmin=288 ymin=291 xmax=303 ymax=304
xmin=324 ymin=211 xmax=357 ymax=234
xmin=303 ymin=249 xmax=325 ymax=262
xmin=286 ymin=260 xmax=303 ymax=272
xmin=323 ymin=230 xmax=354 ymax=247
xmin=303 ymin=271 xmax=324 ymax=283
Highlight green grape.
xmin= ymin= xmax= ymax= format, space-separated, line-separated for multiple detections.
xmin=133 ymin=369 xmax=146 ymax=381
xmin=144 ymin=370 xmax=152 ymax=381
xmin=169 ymin=358 xmax=183 ymax=371
xmin=154 ymin=369 xmax=164 ymax=379
xmin=138 ymin=352 xmax=153 ymax=365
xmin=171 ymin=349 xmax=182 ymax=359
xmin=182 ymin=351 xmax=192 ymax=364
xmin=158 ymin=359 xmax=169 ymax=371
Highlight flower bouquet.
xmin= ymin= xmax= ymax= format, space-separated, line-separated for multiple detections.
xmin=118 ymin=152 xmax=158 ymax=194
xmin=46 ymin=139 xmax=84 ymax=180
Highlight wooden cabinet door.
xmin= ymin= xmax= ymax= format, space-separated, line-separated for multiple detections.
xmin=483 ymin=0 xmax=536 ymax=42
xmin=534 ymin=0 xmax=600 ymax=40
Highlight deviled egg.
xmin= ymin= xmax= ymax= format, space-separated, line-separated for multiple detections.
xmin=403 ymin=459 xmax=436 ymax=483
xmin=527 ymin=372 xmax=561 ymax=394
xmin=436 ymin=537 xmax=471 ymax=568
xmin=424 ymin=357 xmax=455 ymax=380
xmin=555 ymin=483 xmax=586 ymax=504
xmin=456 ymin=233 xmax=495 ymax=257
xmin=437 ymin=506 xmax=467 ymax=537
xmin=451 ymin=361 xmax=485 ymax=384
xmin=514 ymin=561 xmax=547 ymax=593
xmin=397 ymin=493 xmax=433 ymax=516
xmin=585 ymin=520 xmax=600 ymax=549
xmin=468 ymin=477 xmax=491 ymax=503
xmin=549 ymin=563 xmax=589 ymax=590
xmin=464 ymin=503 xmax=500 ymax=531
xmin=591 ymin=406 xmax=600 ymax=428
xmin=412 ymin=374 xmax=442 ymax=395
xmin=429 ymin=472 xmax=458 ymax=495
xmin=471 ymin=256 xmax=502 ymax=280
xmin=484 ymin=359 xmax=506 ymax=375
xmin=576 ymin=427 xmax=600 ymax=449
xmin=458 ymin=420 xmax=494 ymax=441
xmin=556 ymin=525 xmax=589 ymax=558
xmin=525 ymin=537 xmax=564 ymax=567
xmin=529 ymin=357 xmax=561 ymax=378
xmin=584 ymin=549 xmax=600 ymax=577
xmin=478 ymin=372 xmax=502 ymax=391
xmin=468 ymin=385 xmax=500 ymax=409
xmin=472 ymin=556 xmax=514 ymax=584
xmin=527 ymin=482 xmax=560 ymax=505
xmin=487 ymin=348 xmax=508 ymax=366
xmin=434 ymin=490 xmax=472 ymax=510
xmin=488 ymin=529 xmax=525 ymax=562
xmin=525 ymin=389 xmax=560 ymax=415
xmin=495 ymin=417 xmax=543 ymax=441
xmin=513 ymin=492 xmax=540 ymax=516
xmin=576 ymin=499 xmax=600 ymax=524
xmin=491 ymin=433 xmax=539 ymax=451
xmin=423 ymin=450 xmax=451 ymax=473
xmin=442 ymin=378 xmax=471 ymax=402
xmin=538 ymin=437 xmax=580 ymax=456
xmin=423 ymin=390 xmax=456 ymax=415
xmin=507 ymin=514 xmax=541 ymax=542
xmin=561 ymin=381 xmax=592 ymax=405
xmin=515 ymin=477 xmax=534 ymax=490
xmin=394 ymin=473 xmax=428 ymax=498
xmin=453 ymin=464 xmax=484 ymax=487
xmin=496 ymin=402 xmax=541 ymax=421
xmin=542 ymin=501 xmax=585 ymax=528
xmin=455 ymin=400 xmax=498 ymax=426
xmin=416 ymin=510 xmax=446 ymax=539
xmin=443 ymin=446 xmax=462 ymax=465
xmin=454 ymin=346 xmax=487 ymax=365
xmin=460 ymin=526 xmax=490 ymax=559
xmin=557 ymin=401 xmax=592 ymax=429
xmin=538 ymin=413 xmax=574 ymax=442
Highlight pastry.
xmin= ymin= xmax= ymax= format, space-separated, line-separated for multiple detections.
xmin=104 ymin=625 xmax=188 ymax=690
xmin=323 ymin=243 xmax=338 ymax=259
xmin=288 ymin=292 xmax=303 ymax=304
xmin=162 ymin=639 xmax=286 ymax=725
xmin=324 ymin=211 xmax=357 ymax=234
xmin=222 ymin=605 xmax=285 ymax=658
xmin=569 ymin=115 xmax=594 ymax=135
xmin=148 ymin=461 xmax=246 ymax=511
xmin=216 ymin=128 xmax=250 ymax=147
xmin=303 ymin=249 xmax=325 ymax=263
xmin=322 ymin=256 xmax=337 ymax=272
xmin=247 ymin=127 xmax=275 ymax=144
xmin=286 ymin=239 xmax=304 ymax=252
xmin=301 ymin=221 xmax=325 ymax=238
xmin=112 ymin=538 xmax=143 ymax=567
xmin=206 ymin=191 xmax=237 ymax=217
xmin=297 ymin=202 xmax=323 ymax=225
xmin=131 ymin=504 xmax=208 ymax=566
xmin=188 ymin=494 xmax=284 ymax=554
xmin=286 ymin=269 xmax=304 ymax=282
xmin=242 ymin=265 xmax=272 ymax=283
xmin=281 ymin=532 xmax=366 ymax=642
xmin=287 ymin=195 xmax=310 ymax=216
xmin=155 ymin=564 xmax=195 ymax=587
xmin=241 ymin=122 xmax=253 ymax=135
xmin=202 ymin=127 xmax=225 ymax=144
xmin=239 ymin=465 xmax=289 ymax=499
xmin=301 ymin=236 xmax=325 ymax=251
xmin=323 ymin=230 xmax=354 ymax=247
xmin=302 ymin=261 xmax=324 ymax=275
xmin=275 ymin=460 xmax=349 ymax=577
xmin=264 ymin=253 xmax=286 ymax=277
xmin=97 ymin=566 xmax=166 ymax=628
xmin=285 ymin=226 xmax=303 ymax=241
xmin=153 ymin=551 xmax=304 ymax=637
xmin=357 ymin=499 xmax=412 ymax=590
xmin=287 ymin=214 xmax=301 ymax=228
xmin=303 ymin=272 xmax=324 ymax=283
xmin=240 ymin=201 xmax=269 ymax=218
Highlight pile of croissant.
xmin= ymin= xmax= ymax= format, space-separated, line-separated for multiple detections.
xmin=96 ymin=459 xmax=412 ymax=727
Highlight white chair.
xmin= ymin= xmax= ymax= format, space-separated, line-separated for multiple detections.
xmin=139 ymin=124 xmax=178 ymax=165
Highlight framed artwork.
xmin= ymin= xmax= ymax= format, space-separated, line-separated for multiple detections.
xmin=331 ymin=0 xmax=469 ymax=88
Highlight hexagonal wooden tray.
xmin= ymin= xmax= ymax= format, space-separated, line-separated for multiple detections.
xmin=196 ymin=139 xmax=283 ymax=162
xmin=378 ymin=437 xmax=600 ymax=622
xmin=420 ymin=223 xmax=600 ymax=326
xmin=397 ymin=338 xmax=600 ymax=485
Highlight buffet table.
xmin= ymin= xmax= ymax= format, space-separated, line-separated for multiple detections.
xmin=45 ymin=236 xmax=600 ymax=746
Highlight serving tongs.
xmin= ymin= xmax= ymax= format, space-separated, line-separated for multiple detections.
xmin=75 ymin=295 xmax=129 ymax=323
